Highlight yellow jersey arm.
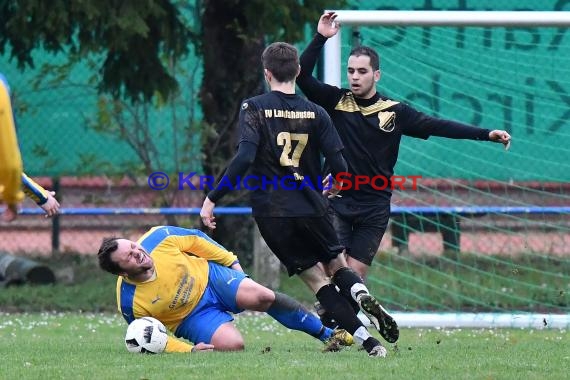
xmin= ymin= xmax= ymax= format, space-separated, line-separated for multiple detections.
xmin=172 ymin=230 xmax=239 ymax=266
xmin=165 ymin=335 xmax=193 ymax=353
xmin=21 ymin=173 xmax=49 ymax=205
xmin=143 ymin=226 xmax=239 ymax=267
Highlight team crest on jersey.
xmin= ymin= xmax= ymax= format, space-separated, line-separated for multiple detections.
xmin=378 ymin=111 xmax=396 ymax=132
xmin=241 ymin=102 xmax=249 ymax=110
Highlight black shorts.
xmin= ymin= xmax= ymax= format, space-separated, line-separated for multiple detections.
xmin=329 ymin=198 xmax=391 ymax=266
xmin=255 ymin=215 xmax=345 ymax=276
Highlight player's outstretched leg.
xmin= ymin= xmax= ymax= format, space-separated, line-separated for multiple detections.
xmin=316 ymin=283 xmax=387 ymax=358
xmin=332 ymin=267 xmax=399 ymax=343
xmin=266 ymin=291 xmax=355 ymax=352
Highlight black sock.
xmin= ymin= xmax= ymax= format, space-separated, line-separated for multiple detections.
xmin=315 ymin=284 xmax=363 ymax=335
xmin=362 ymin=336 xmax=381 ymax=353
xmin=316 ymin=289 xmax=358 ymax=321
xmin=332 ymin=267 xmax=367 ymax=307
xmin=319 ymin=311 xmax=338 ymax=329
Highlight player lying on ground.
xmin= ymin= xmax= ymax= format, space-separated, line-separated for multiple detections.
xmin=97 ymin=225 xmax=353 ymax=353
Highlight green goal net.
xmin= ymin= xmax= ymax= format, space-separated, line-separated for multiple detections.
xmin=325 ymin=10 xmax=570 ymax=327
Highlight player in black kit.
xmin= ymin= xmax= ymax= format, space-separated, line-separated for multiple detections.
xmin=297 ymin=11 xmax=511 ymax=327
xmin=200 ymin=42 xmax=398 ymax=357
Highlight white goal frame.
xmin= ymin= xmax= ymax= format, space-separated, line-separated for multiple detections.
xmin=324 ymin=10 xmax=570 ymax=86
xmin=323 ymin=10 xmax=570 ymax=329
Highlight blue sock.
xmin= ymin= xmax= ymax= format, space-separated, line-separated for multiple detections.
xmin=267 ymin=292 xmax=332 ymax=342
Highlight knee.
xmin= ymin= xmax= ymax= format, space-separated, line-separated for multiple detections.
xmin=216 ymin=340 xmax=245 ymax=351
xmin=259 ymin=288 xmax=276 ymax=304
xmin=210 ymin=322 xmax=245 ymax=351
xmin=253 ymin=288 xmax=276 ymax=311
xmin=211 ymin=335 xmax=245 ymax=351
xmin=327 ymin=255 xmax=348 ymax=274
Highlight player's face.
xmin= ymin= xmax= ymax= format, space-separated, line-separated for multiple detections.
xmin=112 ymin=239 xmax=154 ymax=276
xmin=347 ymin=55 xmax=380 ymax=99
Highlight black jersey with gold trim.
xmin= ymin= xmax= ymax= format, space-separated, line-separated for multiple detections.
xmin=320 ymin=89 xmax=490 ymax=204
xmin=298 ymin=33 xmax=492 ymax=205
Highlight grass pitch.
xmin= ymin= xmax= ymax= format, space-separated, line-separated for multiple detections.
xmin=0 ymin=312 xmax=567 ymax=380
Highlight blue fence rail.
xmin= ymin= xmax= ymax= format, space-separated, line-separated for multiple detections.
xmin=6 ymin=206 xmax=569 ymax=253
xmin=16 ymin=206 xmax=570 ymax=216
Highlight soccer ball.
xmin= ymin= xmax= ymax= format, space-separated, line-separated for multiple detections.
xmin=124 ymin=317 xmax=168 ymax=354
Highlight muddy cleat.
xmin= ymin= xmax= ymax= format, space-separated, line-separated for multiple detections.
xmin=322 ymin=329 xmax=354 ymax=352
xmin=368 ymin=344 xmax=388 ymax=358
xmin=357 ymin=294 xmax=399 ymax=343
xmin=332 ymin=329 xmax=354 ymax=346
xmin=362 ymin=336 xmax=387 ymax=358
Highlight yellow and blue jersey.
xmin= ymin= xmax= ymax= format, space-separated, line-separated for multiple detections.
xmin=0 ymin=73 xmax=24 ymax=206
xmin=21 ymin=173 xmax=49 ymax=205
xmin=117 ymin=226 xmax=239 ymax=352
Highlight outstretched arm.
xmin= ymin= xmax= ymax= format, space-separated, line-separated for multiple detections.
xmin=145 ymin=226 xmax=239 ymax=266
xmin=424 ymin=118 xmax=511 ymax=148
xmin=298 ymin=12 xmax=344 ymax=110
xmin=401 ymin=103 xmax=512 ymax=148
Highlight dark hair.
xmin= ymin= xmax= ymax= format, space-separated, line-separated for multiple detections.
xmin=349 ymin=46 xmax=380 ymax=71
xmin=261 ymin=42 xmax=299 ymax=83
xmin=97 ymin=237 xmax=122 ymax=275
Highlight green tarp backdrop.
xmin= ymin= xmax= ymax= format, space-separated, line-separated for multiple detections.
xmin=1 ymin=0 xmax=568 ymax=181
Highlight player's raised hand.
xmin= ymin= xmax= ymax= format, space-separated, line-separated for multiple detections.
xmin=41 ymin=191 xmax=60 ymax=218
xmin=489 ymin=130 xmax=512 ymax=150
xmin=318 ymin=11 xmax=340 ymax=38
xmin=200 ymin=197 xmax=217 ymax=229
xmin=191 ymin=342 xmax=215 ymax=352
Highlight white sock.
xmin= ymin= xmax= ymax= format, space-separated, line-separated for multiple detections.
xmin=357 ymin=311 xmax=372 ymax=326
xmin=352 ymin=326 xmax=372 ymax=346
xmin=350 ymin=283 xmax=369 ymax=302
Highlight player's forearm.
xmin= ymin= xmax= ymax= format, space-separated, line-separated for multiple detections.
xmin=207 ymin=142 xmax=256 ymax=203
xmin=325 ymin=150 xmax=348 ymax=177
xmin=427 ymin=118 xmax=491 ymax=140
xmin=173 ymin=232 xmax=239 ymax=266
xmin=298 ymin=34 xmax=342 ymax=109
xmin=21 ymin=173 xmax=49 ymax=205
xmin=165 ymin=335 xmax=193 ymax=353
xmin=299 ymin=33 xmax=327 ymax=79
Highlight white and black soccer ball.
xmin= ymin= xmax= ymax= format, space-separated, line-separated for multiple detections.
xmin=124 ymin=317 xmax=168 ymax=354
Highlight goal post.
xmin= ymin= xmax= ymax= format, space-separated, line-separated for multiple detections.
xmin=319 ymin=10 xmax=570 ymax=329
xmin=323 ymin=10 xmax=570 ymax=86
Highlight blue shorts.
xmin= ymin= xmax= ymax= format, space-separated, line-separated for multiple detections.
xmin=175 ymin=262 xmax=248 ymax=344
